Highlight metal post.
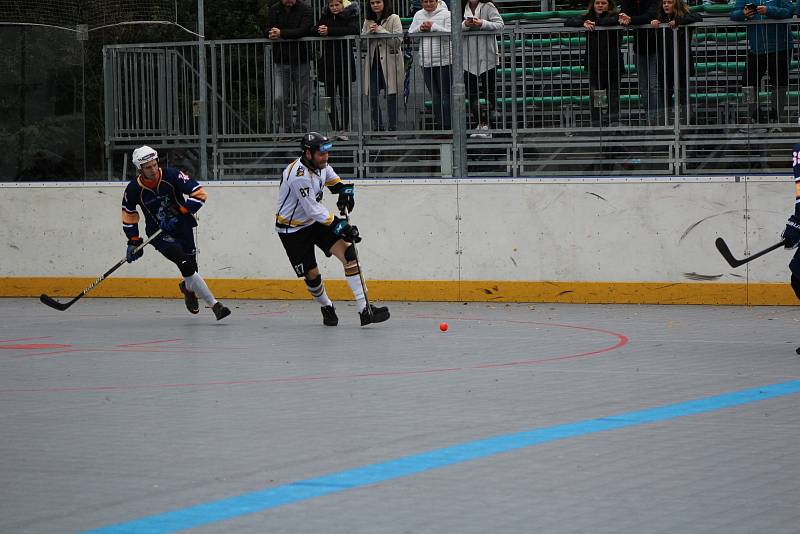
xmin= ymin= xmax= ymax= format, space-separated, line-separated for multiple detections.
xmin=450 ymin=4 xmax=466 ymax=178
xmin=197 ymin=0 xmax=209 ymax=179
xmin=103 ymin=47 xmax=114 ymax=179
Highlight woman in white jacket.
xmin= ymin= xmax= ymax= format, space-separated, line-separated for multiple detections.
xmin=362 ymin=0 xmax=405 ymax=134
xmin=408 ymin=0 xmax=452 ymax=130
xmin=462 ymin=0 xmax=503 ymax=138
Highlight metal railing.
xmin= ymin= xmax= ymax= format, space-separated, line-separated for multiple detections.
xmin=103 ymin=19 xmax=800 ymax=179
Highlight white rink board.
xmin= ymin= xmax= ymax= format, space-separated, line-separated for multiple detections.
xmin=0 ymin=177 xmax=792 ymax=283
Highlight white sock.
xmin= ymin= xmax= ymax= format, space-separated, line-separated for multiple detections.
xmin=346 ymin=274 xmax=367 ymax=312
xmin=186 ymin=272 xmax=217 ymax=307
xmin=182 ymin=276 xmax=195 ymax=292
xmin=306 ymin=277 xmax=333 ymax=306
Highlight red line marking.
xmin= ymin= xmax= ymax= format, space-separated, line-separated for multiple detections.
xmin=0 ymin=316 xmax=628 ymax=394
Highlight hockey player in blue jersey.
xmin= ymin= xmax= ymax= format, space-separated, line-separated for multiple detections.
xmin=782 ymin=144 xmax=800 ymax=297
xmin=122 ymin=146 xmax=231 ymax=320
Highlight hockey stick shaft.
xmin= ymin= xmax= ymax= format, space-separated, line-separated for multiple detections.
xmin=39 ymin=229 xmax=163 ymax=311
xmin=715 ymin=237 xmax=786 ymax=268
xmin=341 ymin=209 xmax=371 ymax=312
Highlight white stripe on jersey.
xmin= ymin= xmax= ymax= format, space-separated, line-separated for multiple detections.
xmin=275 ymin=158 xmax=341 ymax=233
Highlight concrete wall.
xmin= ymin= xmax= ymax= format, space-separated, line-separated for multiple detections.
xmin=1 ymin=176 xmax=796 ymax=304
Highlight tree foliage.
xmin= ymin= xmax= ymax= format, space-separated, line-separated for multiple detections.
xmin=2 ymin=0 xmax=277 ymax=180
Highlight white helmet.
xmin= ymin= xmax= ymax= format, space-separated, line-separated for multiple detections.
xmin=132 ymin=145 xmax=158 ymax=170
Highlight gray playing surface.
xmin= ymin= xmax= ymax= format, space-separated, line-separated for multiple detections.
xmin=2 ymin=297 xmax=800 ymax=533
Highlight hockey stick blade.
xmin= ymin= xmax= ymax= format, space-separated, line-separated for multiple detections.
xmin=37 ymin=229 xmax=163 ymax=312
xmin=715 ymin=237 xmax=786 ymax=268
xmin=39 ymin=294 xmax=71 ymax=311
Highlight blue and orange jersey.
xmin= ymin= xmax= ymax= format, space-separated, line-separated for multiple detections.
xmin=121 ymin=166 xmax=206 ymax=239
xmin=793 ymin=144 xmax=800 ymax=216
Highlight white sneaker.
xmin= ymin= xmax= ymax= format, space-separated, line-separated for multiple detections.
xmin=336 ymin=133 xmax=349 ymax=141
xmin=472 ymin=124 xmax=491 ymax=139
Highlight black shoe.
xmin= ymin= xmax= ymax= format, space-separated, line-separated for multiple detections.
xmin=212 ymin=302 xmax=231 ymax=321
xmin=179 ymin=281 xmax=199 ymax=314
xmin=321 ymin=305 xmax=338 ymax=326
xmin=359 ymin=304 xmax=390 ymax=326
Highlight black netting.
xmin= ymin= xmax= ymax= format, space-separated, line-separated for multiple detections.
xmin=0 ymin=0 xmax=177 ymax=29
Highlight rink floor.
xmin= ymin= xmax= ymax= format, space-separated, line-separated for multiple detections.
xmin=2 ymin=297 xmax=800 ymax=533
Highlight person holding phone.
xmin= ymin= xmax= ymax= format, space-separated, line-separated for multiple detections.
xmin=409 ymin=0 xmax=453 ymax=132
xmin=730 ymin=0 xmax=794 ymax=125
xmin=650 ymin=0 xmax=701 ymax=124
xmin=461 ymin=0 xmax=504 ymax=138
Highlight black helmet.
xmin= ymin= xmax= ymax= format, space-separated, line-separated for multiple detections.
xmin=300 ymin=132 xmax=332 ymax=154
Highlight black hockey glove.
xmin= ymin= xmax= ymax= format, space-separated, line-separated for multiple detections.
xmin=782 ymin=215 xmax=800 ymax=248
xmin=332 ymin=217 xmax=361 ymax=243
xmin=336 ymin=184 xmax=355 ymax=214
xmin=126 ymin=237 xmax=144 ymax=263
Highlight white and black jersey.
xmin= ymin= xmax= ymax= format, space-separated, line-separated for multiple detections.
xmin=275 ymin=158 xmax=342 ymax=233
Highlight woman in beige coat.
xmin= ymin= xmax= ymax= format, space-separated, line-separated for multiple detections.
xmin=362 ymin=0 xmax=405 ymax=133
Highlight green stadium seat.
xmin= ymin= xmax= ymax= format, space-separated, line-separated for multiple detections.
xmin=702 ymin=3 xmax=732 ymax=13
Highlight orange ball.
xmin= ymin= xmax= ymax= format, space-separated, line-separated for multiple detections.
xmin=439 ymin=322 xmax=448 ymax=332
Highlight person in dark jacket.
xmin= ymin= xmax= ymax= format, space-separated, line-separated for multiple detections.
xmin=314 ymin=0 xmax=360 ymax=139
xmin=650 ymin=0 xmax=701 ymax=123
xmin=565 ymin=0 xmax=623 ymax=127
xmin=619 ymin=0 xmax=661 ymax=125
xmin=730 ymin=0 xmax=794 ymax=123
xmin=266 ymin=0 xmax=314 ymax=134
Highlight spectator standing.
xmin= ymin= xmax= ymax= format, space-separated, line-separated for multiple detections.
xmin=409 ymin=0 xmax=453 ymax=131
xmin=565 ymin=0 xmax=624 ymax=127
xmin=619 ymin=0 xmax=661 ymax=125
xmin=462 ymin=0 xmax=504 ymax=138
xmin=315 ymin=0 xmax=361 ymax=140
xmin=730 ymin=0 xmax=793 ymax=124
xmin=362 ymin=0 xmax=405 ymax=135
xmin=266 ymin=0 xmax=314 ymax=134
xmin=650 ymin=0 xmax=701 ymax=124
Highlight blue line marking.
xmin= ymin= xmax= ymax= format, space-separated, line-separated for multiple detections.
xmin=83 ymin=380 xmax=800 ymax=534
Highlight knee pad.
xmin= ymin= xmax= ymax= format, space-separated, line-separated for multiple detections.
xmin=343 ymin=245 xmax=360 ymax=277
xmin=177 ymin=256 xmax=198 ymax=277
xmin=306 ymin=274 xmax=322 ymax=289
xmin=791 ymin=275 xmax=800 ymax=300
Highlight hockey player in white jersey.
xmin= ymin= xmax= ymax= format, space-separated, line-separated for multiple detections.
xmin=275 ymin=132 xmax=390 ymax=326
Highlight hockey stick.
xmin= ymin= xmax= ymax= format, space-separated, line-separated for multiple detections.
xmin=39 ymin=229 xmax=163 ymax=311
xmin=715 ymin=237 xmax=786 ymax=268
xmin=340 ymin=208 xmax=372 ymax=318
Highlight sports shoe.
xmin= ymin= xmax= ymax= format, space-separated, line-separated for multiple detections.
xmin=179 ymin=281 xmax=199 ymax=314
xmin=321 ymin=305 xmax=338 ymax=326
xmin=359 ymin=304 xmax=390 ymax=326
xmin=212 ymin=302 xmax=231 ymax=321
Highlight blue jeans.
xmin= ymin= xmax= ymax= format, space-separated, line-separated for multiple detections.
xmin=636 ymin=51 xmax=660 ymax=123
xmin=369 ymin=59 xmax=397 ymax=131
xmin=422 ymin=65 xmax=451 ymax=130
